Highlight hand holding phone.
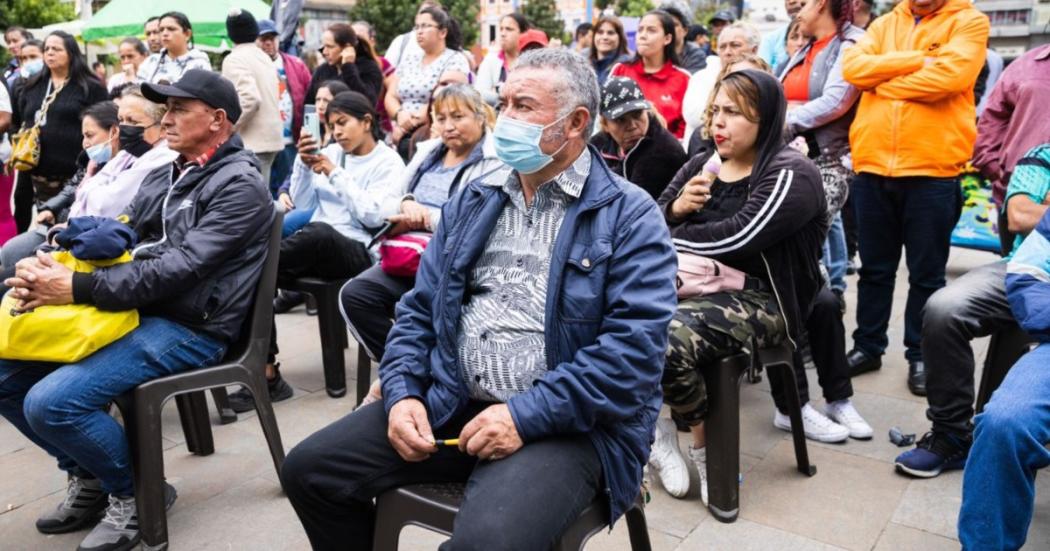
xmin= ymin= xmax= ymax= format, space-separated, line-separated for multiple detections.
xmin=303 ymin=105 xmax=321 ymax=153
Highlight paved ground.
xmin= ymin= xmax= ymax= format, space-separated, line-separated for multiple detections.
xmin=2 ymin=246 xmax=1048 ymax=550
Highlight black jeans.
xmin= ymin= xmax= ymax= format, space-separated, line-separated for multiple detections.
xmin=13 ymin=172 xmax=34 ymax=234
xmin=339 ymin=265 xmax=415 ymax=362
xmin=269 ymin=222 xmax=373 ymax=363
xmin=280 ymin=401 xmax=602 ymax=551
xmin=922 ymin=261 xmax=1018 ymax=437
xmin=851 ymin=174 xmax=962 ymax=362
xmin=771 ymin=287 xmax=853 ymax=412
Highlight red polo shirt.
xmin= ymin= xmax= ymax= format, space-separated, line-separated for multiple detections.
xmin=611 ymin=59 xmax=691 ymax=139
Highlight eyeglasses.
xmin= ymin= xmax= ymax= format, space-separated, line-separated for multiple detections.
xmin=414 ymin=23 xmax=439 ymax=31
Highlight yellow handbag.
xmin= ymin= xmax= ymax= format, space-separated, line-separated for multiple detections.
xmin=8 ymin=82 xmax=62 ymax=172
xmin=0 ymin=250 xmax=139 ymax=363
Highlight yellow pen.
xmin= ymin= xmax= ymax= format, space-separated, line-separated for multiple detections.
xmin=434 ymin=438 xmax=459 ymax=447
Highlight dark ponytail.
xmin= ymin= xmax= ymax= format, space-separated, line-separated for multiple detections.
xmin=326 ymin=91 xmax=382 ymax=142
xmin=420 ymin=6 xmax=462 ymax=51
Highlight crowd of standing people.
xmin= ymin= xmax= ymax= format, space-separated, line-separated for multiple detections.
xmin=0 ymin=0 xmax=1048 ymax=549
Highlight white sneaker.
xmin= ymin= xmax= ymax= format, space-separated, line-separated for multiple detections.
xmin=687 ymin=445 xmax=709 ymax=506
xmin=774 ymin=403 xmax=849 ymax=443
xmin=825 ymin=399 xmax=874 ymax=440
xmin=648 ymin=418 xmax=690 ymax=498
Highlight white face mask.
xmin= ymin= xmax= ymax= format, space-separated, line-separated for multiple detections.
xmin=20 ymin=59 xmax=44 ymax=79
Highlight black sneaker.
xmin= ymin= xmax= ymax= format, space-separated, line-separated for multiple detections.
xmin=895 ymin=431 xmax=971 ymax=478
xmin=228 ymin=372 xmax=294 ymax=413
xmin=847 ymin=348 xmax=882 ymax=377
xmin=273 ymin=290 xmax=305 ymax=314
xmin=36 ymin=475 xmax=108 ymax=534
xmin=305 ymin=294 xmax=318 ymax=316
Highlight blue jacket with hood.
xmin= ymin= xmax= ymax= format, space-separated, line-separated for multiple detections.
xmin=379 ymin=146 xmax=678 ymax=523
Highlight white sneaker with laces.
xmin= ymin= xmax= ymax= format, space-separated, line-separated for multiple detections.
xmin=774 ymin=403 xmax=850 ymax=443
xmin=825 ymin=399 xmax=874 ymax=440
xmin=648 ymin=418 xmax=690 ymax=498
xmin=687 ymin=445 xmax=709 ymax=506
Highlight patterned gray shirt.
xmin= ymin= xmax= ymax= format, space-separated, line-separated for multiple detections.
xmin=458 ymin=151 xmax=592 ymax=402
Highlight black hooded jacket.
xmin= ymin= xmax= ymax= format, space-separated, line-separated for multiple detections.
xmin=657 ymin=70 xmax=827 ymax=344
xmin=591 ymin=114 xmax=689 ymax=201
xmin=71 ymin=134 xmax=275 ymax=344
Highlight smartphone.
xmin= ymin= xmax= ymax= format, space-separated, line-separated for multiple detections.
xmin=303 ymin=105 xmax=321 ymax=152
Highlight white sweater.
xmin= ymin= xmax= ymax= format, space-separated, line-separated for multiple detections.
xmin=681 ymin=56 xmax=723 ymax=144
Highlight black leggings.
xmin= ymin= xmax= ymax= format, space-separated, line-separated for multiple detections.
xmin=339 ymin=265 xmax=414 ymax=362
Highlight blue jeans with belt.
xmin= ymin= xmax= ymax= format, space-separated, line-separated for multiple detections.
xmin=958 ymin=344 xmax=1050 ymax=550
xmin=851 ymin=174 xmax=962 ymax=362
xmin=0 ymin=316 xmax=225 ymax=496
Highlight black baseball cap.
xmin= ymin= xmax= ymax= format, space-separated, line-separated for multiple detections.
xmin=710 ymin=10 xmax=737 ymax=24
xmin=601 ymin=77 xmax=650 ymax=120
xmin=141 ymin=69 xmax=242 ymax=124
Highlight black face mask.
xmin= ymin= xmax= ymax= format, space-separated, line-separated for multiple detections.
xmin=118 ymin=124 xmax=155 ymax=157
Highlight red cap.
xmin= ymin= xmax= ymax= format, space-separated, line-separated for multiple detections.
xmin=518 ymin=29 xmax=549 ymax=51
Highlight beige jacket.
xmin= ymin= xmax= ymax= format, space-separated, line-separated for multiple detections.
xmin=221 ymin=43 xmax=283 ymax=154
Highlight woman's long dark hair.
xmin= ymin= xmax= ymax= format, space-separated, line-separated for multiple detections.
xmin=589 ymin=16 xmax=628 ymax=64
xmin=722 ymin=69 xmax=787 ymax=179
xmin=502 ymin=13 xmax=531 ymax=34
xmin=28 ymin=31 xmax=99 ymax=94
xmin=326 ymin=90 xmax=383 ymax=143
xmin=420 ymin=6 xmax=463 ymax=51
xmin=631 ymin=10 xmax=680 ymax=68
xmin=81 ymin=100 xmax=119 ymax=129
xmin=327 ymin=23 xmax=378 ymax=68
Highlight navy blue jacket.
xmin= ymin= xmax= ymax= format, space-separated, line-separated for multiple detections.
xmin=380 ymin=147 xmax=678 ymax=523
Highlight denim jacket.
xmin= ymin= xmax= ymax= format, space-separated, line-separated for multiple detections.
xmin=379 ymin=146 xmax=678 ymax=523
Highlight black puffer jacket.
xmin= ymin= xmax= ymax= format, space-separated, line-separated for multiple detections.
xmin=591 ymin=115 xmax=689 ymax=200
xmin=71 ymin=135 xmax=275 ymax=344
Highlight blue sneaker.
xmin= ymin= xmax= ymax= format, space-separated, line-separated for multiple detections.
xmin=894 ymin=431 xmax=971 ymax=478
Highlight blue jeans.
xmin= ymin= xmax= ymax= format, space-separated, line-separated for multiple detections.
xmin=282 ymin=208 xmax=315 ymax=238
xmin=822 ymin=213 xmax=848 ymax=293
xmin=851 ymin=174 xmax=962 ymax=361
xmin=0 ymin=317 xmax=226 ymax=496
xmin=958 ymin=344 xmax=1050 ymax=551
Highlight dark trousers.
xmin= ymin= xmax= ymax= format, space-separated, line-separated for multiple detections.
xmin=842 ymin=178 xmax=858 ymax=260
xmin=13 ymin=172 xmax=34 ymax=234
xmin=851 ymin=174 xmax=962 ymax=362
xmin=773 ymin=287 xmax=854 ymax=412
xmin=279 ymin=401 xmax=602 ymax=551
xmin=339 ymin=265 xmax=414 ymax=362
xmin=269 ymin=222 xmax=373 ymax=362
xmin=922 ymin=260 xmax=1018 ymax=437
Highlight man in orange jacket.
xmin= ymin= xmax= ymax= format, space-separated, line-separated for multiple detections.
xmin=840 ymin=0 xmax=989 ymax=394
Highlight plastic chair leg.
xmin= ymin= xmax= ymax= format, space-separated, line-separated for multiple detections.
xmin=315 ymin=293 xmax=348 ymax=398
xmin=210 ymin=387 xmax=238 ymax=425
xmin=175 ymin=392 xmax=214 ymax=456
xmin=246 ymin=369 xmax=286 ymax=476
xmin=767 ymin=363 xmax=816 ymax=477
xmin=976 ymin=324 xmax=1031 ymax=414
xmin=624 ymin=499 xmax=653 ymax=551
xmin=705 ymin=353 xmax=748 ymax=523
xmin=356 ymin=346 xmax=372 ymax=405
xmin=124 ymin=393 xmax=171 ymax=550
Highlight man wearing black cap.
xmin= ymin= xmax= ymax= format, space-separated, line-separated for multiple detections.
xmin=591 ymin=76 xmax=688 ymax=200
xmin=708 ymin=9 xmax=737 ymax=50
xmin=257 ymin=18 xmax=312 ymax=193
xmin=0 ymin=69 xmax=274 ymax=551
xmin=222 ymin=8 xmax=283 ymax=188
xmin=660 ymin=3 xmax=709 ymax=73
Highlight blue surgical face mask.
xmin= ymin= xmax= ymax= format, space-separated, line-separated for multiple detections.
xmin=20 ymin=59 xmax=44 ymax=79
xmin=85 ymin=140 xmax=113 ymax=164
xmin=493 ymin=113 xmax=570 ymax=175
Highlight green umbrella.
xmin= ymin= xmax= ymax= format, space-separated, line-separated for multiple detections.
xmin=82 ymin=0 xmax=272 ymax=49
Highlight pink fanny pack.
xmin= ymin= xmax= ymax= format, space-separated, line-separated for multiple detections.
xmin=379 ymin=232 xmax=433 ymax=277
xmin=675 ymin=251 xmax=747 ymax=299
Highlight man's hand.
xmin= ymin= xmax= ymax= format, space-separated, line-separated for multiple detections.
xmin=35 ymin=210 xmax=55 ymax=225
xmin=4 ymin=251 xmax=75 ymax=312
xmin=670 ymin=173 xmax=715 ymax=220
xmin=387 ymin=398 xmax=437 ymax=462
xmin=278 ymin=192 xmax=295 ymax=211
xmin=458 ymin=404 xmax=523 ymax=461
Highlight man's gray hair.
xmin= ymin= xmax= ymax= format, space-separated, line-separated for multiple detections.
xmin=720 ymin=21 xmax=761 ymax=50
xmin=515 ymin=48 xmax=600 ymax=121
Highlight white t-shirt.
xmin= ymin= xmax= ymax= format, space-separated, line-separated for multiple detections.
xmin=0 ymin=84 xmax=11 ymax=163
xmin=395 ymin=49 xmax=471 ymax=114
xmin=274 ymin=55 xmax=294 ymax=145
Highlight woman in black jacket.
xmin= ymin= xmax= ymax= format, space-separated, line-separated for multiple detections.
xmin=305 ymin=23 xmax=384 ymax=107
xmin=591 ymin=76 xmax=687 ymax=200
xmin=11 ymin=31 xmax=107 ymax=233
xmin=646 ymin=70 xmax=829 ymax=505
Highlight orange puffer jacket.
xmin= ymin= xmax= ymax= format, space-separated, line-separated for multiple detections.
xmin=842 ymin=0 xmax=989 ymax=178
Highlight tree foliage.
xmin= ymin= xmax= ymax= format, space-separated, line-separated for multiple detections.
xmin=1 ymin=0 xmax=77 ymax=67
xmin=520 ymin=0 xmax=567 ymax=44
xmin=348 ymin=0 xmax=479 ymax=54
xmin=617 ymin=0 xmax=653 ymax=17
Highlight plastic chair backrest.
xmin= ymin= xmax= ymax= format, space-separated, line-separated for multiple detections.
xmin=223 ymin=204 xmax=284 ymax=365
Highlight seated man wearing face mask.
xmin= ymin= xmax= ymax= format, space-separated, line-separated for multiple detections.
xmin=279 ymin=48 xmax=678 ymax=550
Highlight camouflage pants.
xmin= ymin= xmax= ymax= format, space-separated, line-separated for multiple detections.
xmin=816 ymin=155 xmax=852 ymax=217
xmin=664 ymin=289 xmax=786 ymax=426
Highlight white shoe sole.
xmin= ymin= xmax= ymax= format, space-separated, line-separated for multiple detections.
xmin=773 ymin=417 xmax=849 ymax=443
